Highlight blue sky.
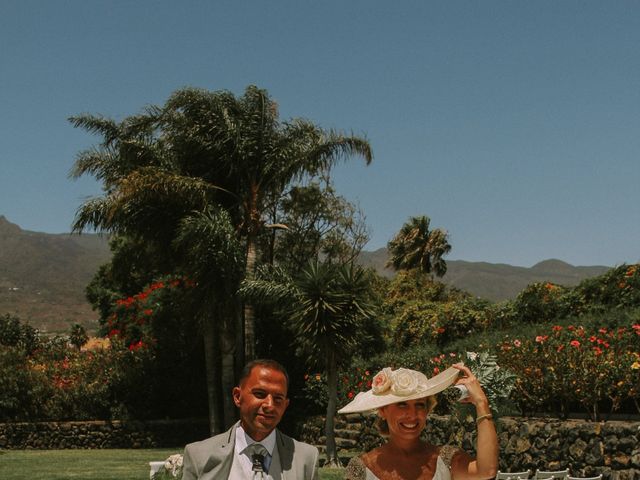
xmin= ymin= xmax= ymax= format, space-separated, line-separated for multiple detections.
xmin=1 ymin=1 xmax=639 ymax=267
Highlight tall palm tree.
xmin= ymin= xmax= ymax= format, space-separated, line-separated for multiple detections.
xmin=241 ymin=260 xmax=376 ymax=468
xmin=386 ymin=215 xmax=452 ymax=277
xmin=69 ymin=85 xmax=372 ymax=428
xmin=149 ymin=86 xmax=373 ymax=363
xmin=173 ymin=208 xmax=244 ymax=432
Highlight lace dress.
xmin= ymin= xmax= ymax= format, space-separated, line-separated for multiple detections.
xmin=345 ymin=445 xmax=460 ymax=480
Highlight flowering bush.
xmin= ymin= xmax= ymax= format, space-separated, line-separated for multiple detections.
xmin=153 ymin=454 xmax=183 ymax=480
xmin=498 ymin=322 xmax=640 ymax=419
xmin=569 ymin=264 xmax=640 ymax=313
xmin=510 ymin=282 xmax=570 ymax=324
xmin=391 ymin=299 xmax=494 ymax=348
xmin=105 ymin=276 xmax=195 ymax=351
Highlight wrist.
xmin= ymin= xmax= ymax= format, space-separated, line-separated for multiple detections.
xmin=474 ymin=399 xmax=490 ymax=415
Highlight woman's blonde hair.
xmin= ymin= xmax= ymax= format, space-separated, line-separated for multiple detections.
xmin=375 ymin=395 xmax=437 ymax=435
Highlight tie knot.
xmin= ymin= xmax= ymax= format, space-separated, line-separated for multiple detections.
xmin=245 ymin=443 xmax=269 ymax=473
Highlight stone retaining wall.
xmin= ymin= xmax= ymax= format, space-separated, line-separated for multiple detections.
xmin=300 ymin=414 xmax=640 ymax=480
xmin=0 ymin=418 xmax=209 ymax=450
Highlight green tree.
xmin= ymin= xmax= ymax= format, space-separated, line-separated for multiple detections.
xmin=386 ymin=215 xmax=451 ymax=277
xmin=267 ymin=178 xmax=370 ymax=271
xmin=69 ymin=84 xmax=372 ymax=430
xmin=241 ymin=260 xmax=376 ymax=468
xmin=69 ymin=324 xmax=88 ymax=350
xmin=173 ymin=208 xmax=244 ymax=430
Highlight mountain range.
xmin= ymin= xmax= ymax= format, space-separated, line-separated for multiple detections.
xmin=0 ymin=215 xmax=611 ymax=332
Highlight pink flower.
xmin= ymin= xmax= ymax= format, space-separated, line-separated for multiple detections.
xmin=535 ymin=335 xmax=548 ymax=343
xmin=513 ymin=339 xmax=522 ymax=347
xmin=570 ymin=340 xmax=580 ymax=348
xmin=371 ymin=368 xmax=393 ymax=394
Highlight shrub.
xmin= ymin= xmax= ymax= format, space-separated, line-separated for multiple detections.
xmin=391 ymin=298 xmax=494 ymax=348
xmin=497 ymin=321 xmax=640 ymax=419
xmin=509 ymin=282 xmax=570 ymax=324
xmin=569 ymin=264 xmax=640 ymax=312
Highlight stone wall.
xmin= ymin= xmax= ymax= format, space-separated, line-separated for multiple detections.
xmin=300 ymin=414 xmax=640 ymax=480
xmin=0 ymin=418 xmax=209 ymax=450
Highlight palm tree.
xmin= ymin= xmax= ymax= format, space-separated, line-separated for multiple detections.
xmin=386 ymin=215 xmax=452 ymax=277
xmin=241 ymin=260 xmax=376 ymax=468
xmin=173 ymin=208 xmax=244 ymax=432
xmin=69 ymin=85 xmax=372 ymax=428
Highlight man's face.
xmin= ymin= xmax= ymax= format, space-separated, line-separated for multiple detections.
xmin=233 ymin=365 xmax=290 ymax=441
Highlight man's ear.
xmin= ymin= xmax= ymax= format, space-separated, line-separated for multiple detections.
xmin=232 ymin=386 xmax=241 ymax=407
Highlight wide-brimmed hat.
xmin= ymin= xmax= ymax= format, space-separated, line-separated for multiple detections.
xmin=337 ymin=365 xmax=461 ymax=414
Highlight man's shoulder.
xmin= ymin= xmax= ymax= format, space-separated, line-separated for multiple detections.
xmin=277 ymin=430 xmax=319 ymax=455
xmin=184 ymin=430 xmax=230 ymax=454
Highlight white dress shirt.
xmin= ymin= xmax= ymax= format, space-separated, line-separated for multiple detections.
xmin=229 ymin=424 xmax=277 ymax=479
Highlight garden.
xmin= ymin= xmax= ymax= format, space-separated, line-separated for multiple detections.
xmin=1 ymin=86 xmax=639 ymax=479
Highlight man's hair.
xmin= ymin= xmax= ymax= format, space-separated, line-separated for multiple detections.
xmin=239 ymin=359 xmax=290 ymax=393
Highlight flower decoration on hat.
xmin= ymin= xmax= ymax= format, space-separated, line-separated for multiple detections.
xmin=372 ymin=367 xmax=425 ymax=396
xmin=390 ymin=368 xmax=421 ymax=396
xmin=372 ymin=367 xmax=393 ymax=394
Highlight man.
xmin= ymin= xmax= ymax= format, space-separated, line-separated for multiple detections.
xmin=182 ymin=359 xmax=319 ymax=479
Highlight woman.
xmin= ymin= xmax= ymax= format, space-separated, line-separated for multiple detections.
xmin=339 ymin=363 xmax=498 ymax=480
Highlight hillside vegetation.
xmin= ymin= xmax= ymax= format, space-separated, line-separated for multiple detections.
xmin=359 ymin=248 xmax=609 ymax=301
xmin=0 ymin=215 xmax=611 ymax=330
xmin=0 ymin=216 xmax=110 ymax=332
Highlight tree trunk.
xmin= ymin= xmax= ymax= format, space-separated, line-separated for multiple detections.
xmin=202 ymin=315 xmax=222 ymax=435
xmin=243 ymin=234 xmax=257 ymax=362
xmin=324 ymin=349 xmax=342 ymax=468
xmin=220 ymin=302 xmax=237 ymax=429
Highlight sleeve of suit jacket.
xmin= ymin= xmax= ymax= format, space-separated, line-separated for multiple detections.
xmin=181 ymin=443 xmax=198 ymax=480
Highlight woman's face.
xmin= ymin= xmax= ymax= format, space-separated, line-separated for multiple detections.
xmin=379 ymin=397 xmax=431 ymax=440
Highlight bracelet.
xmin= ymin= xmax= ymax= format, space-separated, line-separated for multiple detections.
xmin=476 ymin=413 xmax=493 ymax=424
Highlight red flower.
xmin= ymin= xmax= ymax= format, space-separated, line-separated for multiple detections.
xmin=570 ymin=340 xmax=580 ymax=348
xmin=535 ymin=335 xmax=548 ymax=343
xmin=347 ymin=391 xmax=354 ymax=399
xmin=143 ymin=309 xmax=153 ymax=316
xmin=436 ymin=327 xmax=446 ymax=334
xmin=108 ymin=329 xmax=121 ymax=338
xmin=594 ymin=347 xmax=603 ymax=356
xmin=552 ymin=325 xmax=563 ymax=332
xmin=128 ymin=340 xmax=145 ymax=351
xmin=433 ymin=367 xmax=440 ymax=374
xmin=589 ymin=336 xmax=597 ymax=343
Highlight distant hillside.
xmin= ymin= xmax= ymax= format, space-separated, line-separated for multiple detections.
xmin=0 ymin=215 xmax=111 ymax=332
xmin=358 ymin=248 xmax=610 ymax=301
xmin=0 ymin=215 xmax=613 ymax=332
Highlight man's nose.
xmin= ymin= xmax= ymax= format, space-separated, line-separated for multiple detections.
xmin=262 ymin=395 xmax=274 ymax=408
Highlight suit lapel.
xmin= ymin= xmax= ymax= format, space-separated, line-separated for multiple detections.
xmin=213 ymin=423 xmax=236 ymax=479
xmin=274 ymin=429 xmax=294 ymax=480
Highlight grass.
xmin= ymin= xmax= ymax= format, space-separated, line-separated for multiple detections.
xmin=0 ymin=449 xmax=346 ymax=479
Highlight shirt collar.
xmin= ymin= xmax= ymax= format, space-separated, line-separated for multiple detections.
xmin=235 ymin=423 xmax=277 ymax=456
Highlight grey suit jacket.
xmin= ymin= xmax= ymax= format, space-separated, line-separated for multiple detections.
xmin=182 ymin=423 xmax=319 ymax=480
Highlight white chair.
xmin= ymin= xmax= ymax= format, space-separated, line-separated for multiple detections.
xmin=567 ymin=475 xmax=602 ymax=480
xmin=535 ymin=469 xmax=570 ymax=480
xmin=496 ymin=470 xmax=533 ymax=480
xmin=149 ymin=461 xmax=165 ymax=479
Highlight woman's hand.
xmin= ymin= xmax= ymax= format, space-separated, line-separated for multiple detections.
xmin=451 ymin=363 xmax=490 ymax=411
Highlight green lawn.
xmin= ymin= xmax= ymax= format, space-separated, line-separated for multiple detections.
xmin=0 ymin=449 xmax=345 ymax=479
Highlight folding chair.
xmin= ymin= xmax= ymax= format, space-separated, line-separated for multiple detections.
xmin=496 ymin=470 xmax=533 ymax=480
xmin=535 ymin=469 xmax=570 ymax=480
